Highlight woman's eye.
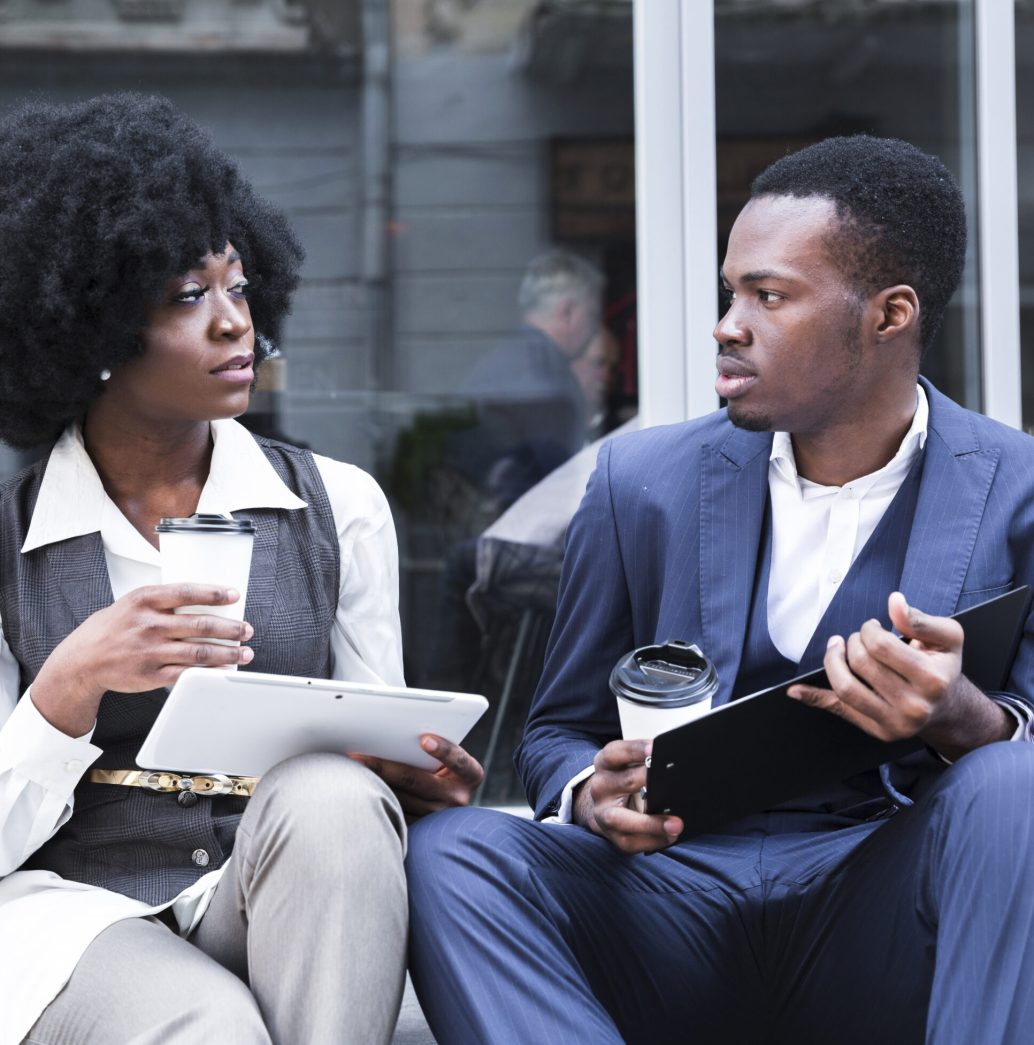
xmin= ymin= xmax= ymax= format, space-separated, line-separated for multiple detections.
xmin=173 ymin=284 xmax=206 ymax=305
xmin=229 ymin=280 xmax=249 ymax=298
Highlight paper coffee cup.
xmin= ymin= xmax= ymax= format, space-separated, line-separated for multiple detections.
xmin=609 ymin=641 xmax=719 ymax=741
xmin=615 ymin=692 xmax=713 ymax=742
xmin=157 ymin=515 xmax=256 ymax=661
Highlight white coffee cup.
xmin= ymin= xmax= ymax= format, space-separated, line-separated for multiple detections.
xmin=615 ymin=690 xmax=714 ymax=742
xmin=157 ymin=514 xmax=256 ymax=662
xmin=609 ymin=641 xmax=719 ymax=741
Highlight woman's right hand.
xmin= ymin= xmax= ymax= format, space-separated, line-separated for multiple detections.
xmin=30 ymin=584 xmax=253 ymax=737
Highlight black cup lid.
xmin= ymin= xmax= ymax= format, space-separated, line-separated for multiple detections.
xmin=155 ymin=514 xmax=256 ymax=535
xmin=609 ymin=640 xmax=719 ymax=709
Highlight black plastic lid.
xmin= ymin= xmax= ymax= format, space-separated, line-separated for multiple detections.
xmin=609 ymin=640 xmax=719 ymax=709
xmin=155 ymin=514 xmax=255 ymax=535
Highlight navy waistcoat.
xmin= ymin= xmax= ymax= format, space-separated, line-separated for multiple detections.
xmin=728 ymin=453 xmax=928 ymax=817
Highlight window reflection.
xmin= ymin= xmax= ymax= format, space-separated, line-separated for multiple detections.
xmin=715 ymin=0 xmax=980 ymax=410
xmin=387 ymin=0 xmax=637 ymax=803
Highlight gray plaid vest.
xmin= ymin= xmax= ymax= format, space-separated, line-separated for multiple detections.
xmin=0 ymin=436 xmax=339 ymax=905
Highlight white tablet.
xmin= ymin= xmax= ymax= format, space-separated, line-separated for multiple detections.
xmin=135 ymin=668 xmax=489 ymax=777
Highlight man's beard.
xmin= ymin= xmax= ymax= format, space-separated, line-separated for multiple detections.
xmin=727 ymin=404 xmax=773 ymax=431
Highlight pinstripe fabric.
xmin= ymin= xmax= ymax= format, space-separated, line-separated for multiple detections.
xmin=410 ymin=380 xmax=1034 ymax=1044
xmin=728 ymin=504 xmax=797 ymax=703
xmin=516 ymin=378 xmax=1034 ymax=819
xmin=411 ymin=745 xmax=1034 ymax=1045
xmin=0 ymin=437 xmax=338 ymax=906
xmin=410 ymin=805 xmax=776 ymax=1044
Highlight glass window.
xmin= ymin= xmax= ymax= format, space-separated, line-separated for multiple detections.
xmin=0 ymin=1 xmax=638 ymax=806
xmin=384 ymin=0 xmax=637 ymax=803
xmin=714 ymin=0 xmax=981 ymax=409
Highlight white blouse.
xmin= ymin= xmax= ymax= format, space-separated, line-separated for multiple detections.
xmin=0 ymin=420 xmax=405 ymax=1044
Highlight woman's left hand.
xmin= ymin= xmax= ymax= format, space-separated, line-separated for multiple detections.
xmin=352 ymin=734 xmax=484 ymax=817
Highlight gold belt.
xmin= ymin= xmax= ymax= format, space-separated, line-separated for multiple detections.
xmin=88 ymin=769 xmax=259 ymax=798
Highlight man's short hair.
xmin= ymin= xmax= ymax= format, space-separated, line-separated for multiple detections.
xmin=518 ymin=249 xmax=604 ymax=318
xmin=751 ymin=135 xmax=967 ymax=354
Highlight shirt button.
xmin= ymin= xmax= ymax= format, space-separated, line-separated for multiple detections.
xmin=177 ymin=791 xmax=199 ymax=808
xmin=191 ymin=848 xmax=210 ymax=867
xmin=828 ymin=570 xmax=843 ymax=584
xmin=64 ymin=759 xmax=83 ymax=773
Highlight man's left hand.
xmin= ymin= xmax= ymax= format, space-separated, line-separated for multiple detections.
xmin=351 ymin=735 xmax=484 ymax=818
xmin=788 ymin=591 xmax=1014 ymax=760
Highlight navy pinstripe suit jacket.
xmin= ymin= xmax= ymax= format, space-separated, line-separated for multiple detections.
xmin=516 ymin=378 xmax=1034 ymax=819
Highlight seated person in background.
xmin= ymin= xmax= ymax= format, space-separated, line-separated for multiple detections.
xmin=406 ymin=136 xmax=1034 ymax=1044
xmin=450 ymin=248 xmax=605 ymax=513
xmin=0 ymin=93 xmax=481 ymax=1045
xmin=428 ymin=249 xmax=604 ymax=693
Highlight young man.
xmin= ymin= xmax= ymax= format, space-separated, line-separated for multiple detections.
xmin=406 ymin=136 xmax=1034 ymax=1044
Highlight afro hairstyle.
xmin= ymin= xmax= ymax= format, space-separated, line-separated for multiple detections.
xmin=0 ymin=92 xmax=304 ymax=448
xmin=750 ymin=135 xmax=967 ymax=355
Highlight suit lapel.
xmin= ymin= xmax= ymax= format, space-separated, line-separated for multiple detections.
xmin=898 ymin=382 xmax=999 ymax=618
xmin=699 ymin=426 xmax=771 ymax=704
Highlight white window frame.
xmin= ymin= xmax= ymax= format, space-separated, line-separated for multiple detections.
xmin=634 ymin=0 xmax=1023 ymax=428
xmin=975 ymin=0 xmax=1022 ymax=427
xmin=633 ymin=0 xmax=718 ymax=428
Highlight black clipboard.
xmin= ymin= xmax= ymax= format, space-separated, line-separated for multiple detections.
xmin=644 ymin=586 xmax=1031 ymax=836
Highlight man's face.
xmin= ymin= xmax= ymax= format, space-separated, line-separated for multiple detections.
xmin=556 ymin=294 xmax=600 ymax=359
xmin=713 ymin=194 xmax=870 ymax=434
xmin=572 ymin=326 xmax=619 ymax=410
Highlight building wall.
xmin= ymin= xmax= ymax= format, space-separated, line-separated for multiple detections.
xmin=390 ymin=48 xmax=634 ymax=397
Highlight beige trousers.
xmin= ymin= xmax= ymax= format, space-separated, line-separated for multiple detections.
xmin=24 ymin=753 xmax=409 ymax=1045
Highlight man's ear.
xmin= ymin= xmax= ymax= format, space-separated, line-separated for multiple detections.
xmin=872 ymin=284 xmax=920 ymax=344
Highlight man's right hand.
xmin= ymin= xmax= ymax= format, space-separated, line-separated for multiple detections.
xmin=31 ymin=584 xmax=254 ymax=738
xmin=573 ymin=739 xmax=684 ymax=854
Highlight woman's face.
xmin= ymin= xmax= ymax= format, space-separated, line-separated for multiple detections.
xmin=100 ymin=244 xmax=256 ymax=427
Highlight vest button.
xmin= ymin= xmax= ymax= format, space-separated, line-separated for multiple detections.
xmin=177 ymin=791 xmax=199 ymax=808
xmin=191 ymin=848 xmax=210 ymax=867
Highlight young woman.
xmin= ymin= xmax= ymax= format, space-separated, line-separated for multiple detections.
xmin=0 ymin=92 xmax=481 ymax=1044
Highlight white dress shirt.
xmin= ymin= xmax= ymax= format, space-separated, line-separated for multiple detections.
xmin=0 ymin=419 xmax=404 ymax=1045
xmin=766 ymin=386 xmax=928 ymax=662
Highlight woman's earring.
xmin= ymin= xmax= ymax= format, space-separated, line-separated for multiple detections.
xmin=99 ymin=368 xmax=111 ymax=382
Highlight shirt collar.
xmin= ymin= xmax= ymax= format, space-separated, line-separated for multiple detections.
xmin=769 ymin=384 xmax=929 ymax=496
xmin=22 ymin=418 xmax=306 ymax=554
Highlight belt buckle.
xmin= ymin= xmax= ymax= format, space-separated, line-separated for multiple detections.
xmin=139 ymin=771 xmax=235 ymax=795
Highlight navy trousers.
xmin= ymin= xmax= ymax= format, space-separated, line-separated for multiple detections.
xmin=407 ymin=743 xmax=1034 ymax=1044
